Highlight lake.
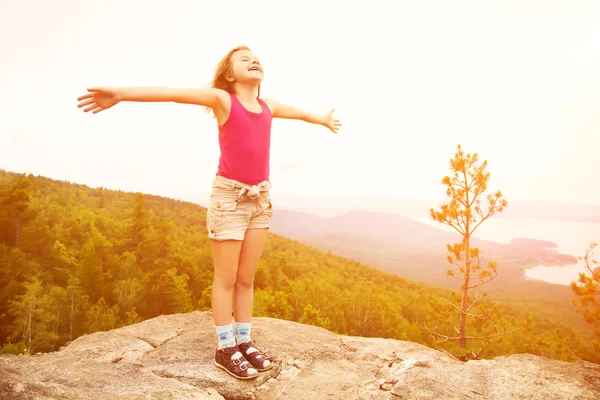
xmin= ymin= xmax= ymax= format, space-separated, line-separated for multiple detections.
xmin=409 ymin=216 xmax=599 ymax=286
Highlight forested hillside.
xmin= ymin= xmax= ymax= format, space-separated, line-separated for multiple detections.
xmin=0 ymin=170 xmax=593 ymax=361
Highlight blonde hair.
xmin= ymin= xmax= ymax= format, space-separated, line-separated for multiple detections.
xmin=212 ymin=45 xmax=261 ymax=97
xmin=205 ymin=45 xmax=261 ymax=115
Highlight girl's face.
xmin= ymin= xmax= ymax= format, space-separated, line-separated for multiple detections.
xmin=229 ymin=50 xmax=263 ymax=85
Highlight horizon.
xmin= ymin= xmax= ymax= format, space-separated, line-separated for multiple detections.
xmin=4 ymin=167 xmax=600 ymax=217
xmin=7 ymin=161 xmax=600 ymax=227
xmin=1 ymin=0 xmax=600 ymax=207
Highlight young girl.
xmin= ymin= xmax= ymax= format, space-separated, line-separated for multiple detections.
xmin=77 ymin=45 xmax=341 ymax=380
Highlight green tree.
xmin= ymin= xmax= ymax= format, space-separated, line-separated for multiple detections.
xmin=126 ymin=192 xmax=149 ymax=252
xmin=123 ymin=308 xmax=143 ymax=326
xmin=49 ymin=240 xmax=78 ymax=287
xmin=254 ymin=260 xmax=271 ymax=290
xmin=78 ymin=239 xmax=105 ymax=303
xmin=254 ymin=289 xmax=292 ymax=320
xmin=26 ymin=285 xmax=67 ymax=352
xmin=114 ymin=277 xmax=142 ymax=314
xmin=85 ymin=297 xmax=120 ymax=333
xmin=299 ymin=304 xmax=331 ymax=330
xmin=345 ymin=283 xmax=375 ymax=336
xmin=571 ymin=242 xmax=600 ymax=360
xmin=4 ymin=278 xmax=64 ymax=353
xmin=137 ymin=224 xmax=173 ymax=273
xmin=0 ymin=176 xmax=31 ymax=247
xmin=147 ymin=268 xmax=193 ymax=316
xmin=18 ymin=214 xmax=52 ymax=259
xmin=45 ymin=285 xmax=68 ymax=344
xmin=426 ymin=145 xmax=517 ymax=359
xmin=0 ymin=245 xmax=40 ymax=342
xmin=9 ymin=276 xmax=43 ymax=353
xmin=66 ymin=276 xmax=89 ymax=341
xmin=288 ymin=280 xmax=308 ymax=320
xmin=75 ymin=221 xmax=113 ymax=303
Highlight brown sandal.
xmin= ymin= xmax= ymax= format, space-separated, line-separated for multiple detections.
xmin=237 ymin=340 xmax=277 ymax=372
xmin=214 ymin=346 xmax=258 ymax=380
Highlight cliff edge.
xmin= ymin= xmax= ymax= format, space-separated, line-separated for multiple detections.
xmin=1 ymin=311 xmax=599 ymax=399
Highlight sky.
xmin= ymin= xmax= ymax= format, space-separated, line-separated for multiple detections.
xmin=1 ymin=0 xmax=599 ymax=207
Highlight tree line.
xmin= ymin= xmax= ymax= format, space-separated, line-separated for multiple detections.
xmin=0 ymin=161 xmax=596 ymax=362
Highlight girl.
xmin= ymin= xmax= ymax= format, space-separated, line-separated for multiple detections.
xmin=77 ymin=45 xmax=341 ymax=380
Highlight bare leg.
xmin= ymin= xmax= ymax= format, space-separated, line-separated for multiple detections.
xmin=211 ymin=239 xmax=243 ymax=326
xmin=234 ymin=228 xmax=268 ymax=322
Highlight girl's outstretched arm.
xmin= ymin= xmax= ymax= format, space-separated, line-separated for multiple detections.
xmin=77 ymin=87 xmax=228 ymax=114
xmin=263 ymin=99 xmax=341 ymax=134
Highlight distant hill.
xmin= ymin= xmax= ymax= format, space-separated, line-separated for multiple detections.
xmin=269 ymin=209 xmax=576 ymax=272
xmin=268 ymin=209 xmax=585 ymax=331
xmin=270 ymin=209 xmax=457 ymax=244
xmin=190 ymin=192 xmax=600 ymax=222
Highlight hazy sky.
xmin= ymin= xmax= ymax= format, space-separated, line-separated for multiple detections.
xmin=1 ymin=0 xmax=599 ymax=206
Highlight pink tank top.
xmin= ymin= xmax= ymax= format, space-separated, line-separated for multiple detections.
xmin=216 ymin=93 xmax=272 ymax=185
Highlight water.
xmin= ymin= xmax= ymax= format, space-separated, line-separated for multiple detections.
xmin=409 ymin=216 xmax=599 ymax=286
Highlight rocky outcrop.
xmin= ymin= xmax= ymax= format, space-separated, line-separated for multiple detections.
xmin=1 ymin=311 xmax=599 ymax=399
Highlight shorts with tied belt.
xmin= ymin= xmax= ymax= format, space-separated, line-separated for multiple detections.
xmin=206 ymin=174 xmax=273 ymax=241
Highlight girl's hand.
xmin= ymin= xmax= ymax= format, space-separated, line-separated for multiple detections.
xmin=77 ymin=87 xmax=121 ymax=114
xmin=324 ymin=109 xmax=341 ymax=133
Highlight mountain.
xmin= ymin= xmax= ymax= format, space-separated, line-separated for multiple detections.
xmin=270 ymin=210 xmax=457 ymax=244
xmin=188 ymin=192 xmax=600 ymax=221
xmin=1 ymin=311 xmax=598 ymax=400
xmin=268 ymin=209 xmax=585 ymax=330
xmin=268 ymin=209 xmax=577 ymax=277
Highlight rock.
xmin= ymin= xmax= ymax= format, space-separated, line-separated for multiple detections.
xmin=0 ymin=311 xmax=598 ymax=400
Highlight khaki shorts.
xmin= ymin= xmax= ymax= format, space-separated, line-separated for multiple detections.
xmin=206 ymin=175 xmax=273 ymax=241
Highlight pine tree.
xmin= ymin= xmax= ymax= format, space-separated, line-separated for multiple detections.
xmin=426 ymin=145 xmax=518 ymax=359
xmin=571 ymin=242 xmax=600 ymax=360
xmin=66 ymin=276 xmax=89 ymax=341
xmin=127 ymin=192 xmax=149 ymax=252
xmin=9 ymin=276 xmax=43 ymax=353
xmin=0 ymin=176 xmax=31 ymax=247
